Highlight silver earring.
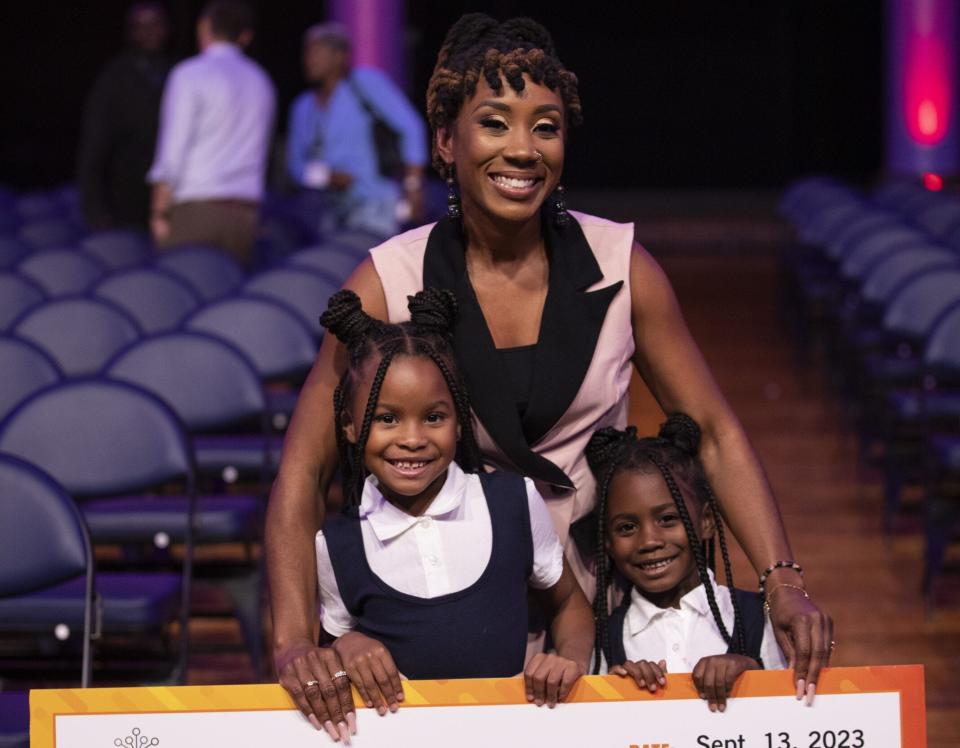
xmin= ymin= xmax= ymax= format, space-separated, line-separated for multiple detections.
xmin=446 ymin=166 xmax=461 ymax=220
xmin=552 ymin=184 xmax=569 ymax=228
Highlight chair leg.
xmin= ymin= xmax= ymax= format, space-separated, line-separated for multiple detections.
xmin=923 ymin=493 xmax=960 ymax=615
xmin=221 ymin=567 xmax=265 ymax=681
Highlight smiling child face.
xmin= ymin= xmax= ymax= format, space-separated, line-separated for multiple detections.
xmin=605 ymin=468 xmax=715 ymax=609
xmin=344 ymin=354 xmax=459 ymax=516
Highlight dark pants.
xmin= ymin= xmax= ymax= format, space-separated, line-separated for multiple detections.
xmin=161 ymin=199 xmax=259 ymax=268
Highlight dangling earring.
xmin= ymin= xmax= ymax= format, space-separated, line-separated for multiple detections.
xmin=552 ymin=184 xmax=569 ymax=228
xmin=446 ymin=166 xmax=461 ymax=220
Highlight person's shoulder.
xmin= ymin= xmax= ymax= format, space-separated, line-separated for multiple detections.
xmin=370 ymin=221 xmax=437 ymax=256
xmin=351 ymin=66 xmax=394 ymax=88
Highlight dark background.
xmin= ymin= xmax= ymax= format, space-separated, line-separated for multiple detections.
xmin=0 ymin=1 xmax=883 ymax=190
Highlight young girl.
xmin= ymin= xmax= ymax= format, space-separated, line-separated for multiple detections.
xmin=586 ymin=415 xmax=788 ymax=713
xmin=314 ymin=288 xmax=592 ymax=729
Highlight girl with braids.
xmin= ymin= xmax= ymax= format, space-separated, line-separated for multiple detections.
xmin=312 ymin=288 xmax=592 ymax=734
xmin=586 ymin=415 xmax=787 ymax=714
xmin=266 ymin=12 xmax=831 ymax=728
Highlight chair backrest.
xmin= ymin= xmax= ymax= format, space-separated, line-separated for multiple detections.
xmin=286 ymin=244 xmax=362 ymax=285
xmin=872 ymin=180 xmax=924 ymax=210
xmin=14 ymin=193 xmax=59 ymax=222
xmin=329 ymin=228 xmax=383 ymax=253
xmin=12 ymin=296 xmax=141 ymax=376
xmin=155 ymin=244 xmax=245 ymax=301
xmin=0 ymin=272 xmax=45 ymax=330
xmin=840 ymin=227 xmax=928 ymax=280
xmin=81 ymin=229 xmax=152 ymax=271
xmin=17 ymin=248 xmax=106 ymax=296
xmin=798 ymin=200 xmax=865 ymax=245
xmin=242 ymin=266 xmax=338 ymax=333
xmin=105 ymin=332 xmax=266 ymax=431
xmin=93 ymin=267 xmax=201 ymax=334
xmin=925 ymin=302 xmax=960 ymax=370
xmin=912 ymin=200 xmax=960 ymax=239
xmin=882 ymin=269 xmax=960 ymax=339
xmin=18 ymin=219 xmax=80 ymax=250
xmin=825 ymin=212 xmax=898 ymax=261
xmin=0 ymin=378 xmax=193 ymax=498
xmin=0 ymin=335 xmax=62 ymax=421
xmin=860 ymin=245 xmax=959 ymax=304
xmin=0 ymin=453 xmax=89 ymax=597
xmin=0 ymin=236 xmax=30 ymax=269
xmin=183 ymin=294 xmax=317 ymax=380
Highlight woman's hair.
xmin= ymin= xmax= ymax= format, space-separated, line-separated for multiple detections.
xmin=319 ymin=288 xmax=482 ymax=511
xmin=585 ymin=414 xmax=746 ymax=673
xmin=425 ymin=13 xmax=583 ymax=172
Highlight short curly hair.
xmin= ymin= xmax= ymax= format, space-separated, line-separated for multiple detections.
xmin=426 ymin=13 xmax=583 ymax=173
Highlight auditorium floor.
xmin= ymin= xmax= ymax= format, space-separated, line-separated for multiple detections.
xmin=185 ymin=248 xmax=957 ymax=745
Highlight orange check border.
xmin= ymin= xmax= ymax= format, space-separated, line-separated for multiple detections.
xmin=29 ymin=665 xmax=926 ymax=748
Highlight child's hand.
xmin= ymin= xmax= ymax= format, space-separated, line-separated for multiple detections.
xmin=611 ymin=659 xmax=668 ymax=693
xmin=332 ymin=632 xmax=405 ymax=716
xmin=692 ymin=654 xmax=760 ymax=712
xmin=524 ymin=653 xmax=584 ymax=708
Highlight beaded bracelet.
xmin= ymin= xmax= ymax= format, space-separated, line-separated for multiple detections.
xmin=763 ymin=583 xmax=809 ymax=615
xmin=758 ymin=560 xmax=804 ymax=592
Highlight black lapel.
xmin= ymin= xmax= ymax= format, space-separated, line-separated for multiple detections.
xmin=521 ymin=216 xmax=624 ymax=444
xmin=422 ymin=215 xmax=622 ymax=488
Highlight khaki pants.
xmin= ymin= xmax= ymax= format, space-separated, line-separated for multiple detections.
xmin=161 ymin=199 xmax=259 ymax=268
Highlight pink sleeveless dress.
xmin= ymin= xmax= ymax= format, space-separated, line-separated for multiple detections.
xmin=369 ymin=211 xmax=635 ymax=594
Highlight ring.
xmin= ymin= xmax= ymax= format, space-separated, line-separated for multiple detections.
xmin=829 ymin=640 xmax=837 ymax=651
xmin=332 ymin=670 xmax=349 ymax=680
xmin=303 ymin=679 xmax=320 ymax=690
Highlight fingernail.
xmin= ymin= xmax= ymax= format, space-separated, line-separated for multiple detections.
xmin=699 ymin=692 xmax=706 ymax=699
xmin=806 ymin=683 xmax=816 ymax=706
xmin=397 ymin=689 xmax=404 ymax=701
xmin=658 ymin=676 xmax=666 ymax=686
xmin=323 ymin=720 xmax=339 ymax=742
xmin=796 ymin=679 xmax=805 ymax=700
xmin=337 ymin=721 xmax=351 ymax=745
xmin=377 ymin=706 xmax=386 ymax=716
xmin=308 ymin=714 xmax=322 ymax=731
xmin=346 ymin=712 xmax=357 ymax=735
xmin=719 ymin=704 xmax=726 ymax=713
xmin=389 ymin=703 xmax=398 ymax=713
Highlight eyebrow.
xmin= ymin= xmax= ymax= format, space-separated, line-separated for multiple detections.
xmin=375 ymin=400 xmax=451 ymax=411
xmin=472 ymin=100 xmax=562 ymax=115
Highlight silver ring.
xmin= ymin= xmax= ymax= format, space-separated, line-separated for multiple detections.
xmin=534 ymin=150 xmax=543 ymax=162
xmin=304 ymin=679 xmax=320 ymax=690
xmin=332 ymin=670 xmax=349 ymax=680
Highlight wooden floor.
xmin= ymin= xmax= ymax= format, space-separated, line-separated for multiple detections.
xmin=182 ymin=248 xmax=958 ymax=745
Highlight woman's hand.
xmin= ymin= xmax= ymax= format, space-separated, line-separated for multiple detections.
xmin=767 ymin=585 xmax=834 ymax=703
xmin=333 ymin=632 xmax=405 ymax=716
xmin=610 ymin=659 xmax=667 ymax=693
xmin=524 ymin=652 xmax=584 ymax=707
xmin=692 ymin=654 xmax=759 ymax=712
xmin=276 ymin=640 xmax=356 ymax=743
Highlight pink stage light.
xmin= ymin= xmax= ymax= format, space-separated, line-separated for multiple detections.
xmin=922 ymin=171 xmax=944 ymax=190
xmin=903 ymin=6 xmax=952 ymax=145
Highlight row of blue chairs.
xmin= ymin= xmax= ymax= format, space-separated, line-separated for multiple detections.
xmin=780 ymin=177 xmax=960 ymax=609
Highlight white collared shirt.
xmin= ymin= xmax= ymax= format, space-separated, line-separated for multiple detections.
xmin=148 ymin=42 xmax=276 ymax=203
xmin=316 ymin=463 xmax=565 ymax=637
xmin=617 ymin=570 xmax=787 ymax=672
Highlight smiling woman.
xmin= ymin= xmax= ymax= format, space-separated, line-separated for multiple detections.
xmin=265 ymin=12 xmax=832 ymax=736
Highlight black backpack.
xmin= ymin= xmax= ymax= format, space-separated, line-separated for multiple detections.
xmin=349 ymin=77 xmax=405 ymax=180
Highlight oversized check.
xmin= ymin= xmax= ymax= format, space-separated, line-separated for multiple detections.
xmin=30 ymin=665 xmax=925 ymax=747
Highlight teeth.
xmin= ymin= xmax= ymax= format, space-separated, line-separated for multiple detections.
xmin=493 ymin=175 xmax=535 ymax=189
xmin=640 ymin=558 xmax=674 ymax=570
xmin=393 ymin=460 xmax=427 ymax=470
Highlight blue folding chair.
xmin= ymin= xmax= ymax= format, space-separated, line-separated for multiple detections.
xmin=0 ymin=237 xmax=29 ymax=269
xmin=329 ymin=227 xmax=383 ymax=252
xmin=0 ymin=381 xmax=197 ymax=680
xmin=285 ymin=244 xmax=363 ymax=285
xmin=81 ymin=229 xmax=152 ymax=270
xmin=17 ymin=219 xmax=80 ymax=251
xmin=839 ymin=227 xmax=928 ymax=281
xmin=912 ymin=200 xmax=960 ymax=240
xmin=242 ymin=266 xmax=338 ymax=335
xmin=0 ymin=336 xmax=61 ymax=421
xmin=13 ymin=193 xmax=58 ymax=222
xmin=0 ymin=274 xmax=45 ymax=330
xmin=16 ymin=249 xmax=106 ymax=296
xmin=859 ymin=246 xmax=960 ymax=307
xmin=93 ymin=267 xmax=201 ymax=334
xmin=155 ymin=244 xmax=245 ymax=301
xmin=12 ymin=297 xmax=141 ymax=376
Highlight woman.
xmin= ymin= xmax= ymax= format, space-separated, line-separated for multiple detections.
xmin=266 ymin=14 xmax=831 ymax=738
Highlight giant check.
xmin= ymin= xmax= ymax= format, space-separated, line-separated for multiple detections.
xmin=30 ymin=665 xmax=925 ymax=747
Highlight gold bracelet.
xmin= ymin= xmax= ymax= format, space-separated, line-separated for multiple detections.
xmin=763 ymin=583 xmax=809 ymax=616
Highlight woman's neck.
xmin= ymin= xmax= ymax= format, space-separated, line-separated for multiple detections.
xmin=460 ymin=203 xmax=545 ymax=269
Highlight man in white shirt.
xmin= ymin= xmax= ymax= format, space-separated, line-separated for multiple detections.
xmin=148 ymin=0 xmax=275 ymax=266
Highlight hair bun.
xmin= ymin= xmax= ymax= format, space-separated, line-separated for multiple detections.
xmin=408 ymin=288 xmax=458 ymax=337
xmin=658 ymin=413 xmax=701 ymax=455
xmin=319 ymin=289 xmax=377 ymax=349
xmin=499 ymin=17 xmax=556 ymax=55
xmin=586 ymin=425 xmax=638 ymax=475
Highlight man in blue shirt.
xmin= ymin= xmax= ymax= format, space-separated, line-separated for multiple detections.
xmin=286 ymin=23 xmax=428 ymax=239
